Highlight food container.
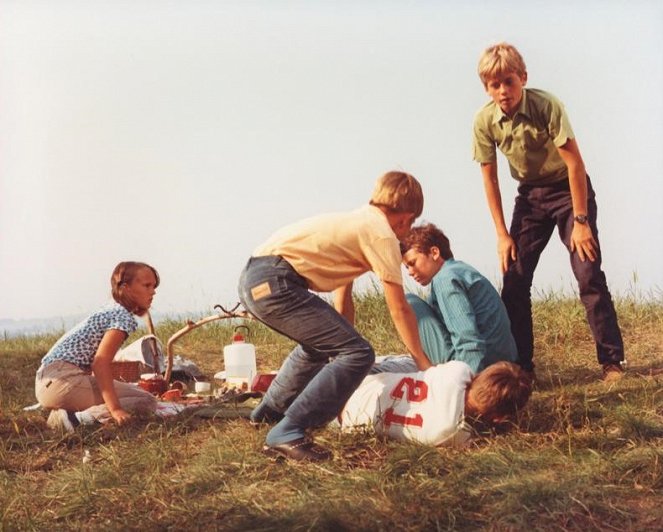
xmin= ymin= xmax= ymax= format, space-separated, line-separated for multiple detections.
xmin=161 ymin=388 xmax=183 ymax=401
xmin=223 ymin=326 xmax=257 ymax=389
xmin=251 ymin=372 xmax=277 ymax=393
xmin=194 ymin=381 xmax=211 ymax=394
xmin=111 ymin=361 xmax=142 ymax=382
xmin=138 ymin=373 xmax=168 ymax=395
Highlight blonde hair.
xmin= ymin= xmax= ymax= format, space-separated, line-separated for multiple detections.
xmin=467 ymin=361 xmax=532 ymax=424
xmin=478 ymin=42 xmax=527 ymax=87
xmin=111 ymin=261 xmax=160 ymax=315
xmin=369 ymin=171 xmax=424 ymax=218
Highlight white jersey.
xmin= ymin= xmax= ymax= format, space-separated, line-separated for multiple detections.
xmin=339 ymin=360 xmax=474 ymax=447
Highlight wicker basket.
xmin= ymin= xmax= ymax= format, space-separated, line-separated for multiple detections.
xmin=111 ymin=361 xmax=142 ymax=383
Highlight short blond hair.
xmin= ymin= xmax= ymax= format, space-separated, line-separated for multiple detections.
xmin=467 ymin=361 xmax=532 ymax=424
xmin=369 ymin=171 xmax=424 ymax=218
xmin=478 ymin=42 xmax=527 ymax=87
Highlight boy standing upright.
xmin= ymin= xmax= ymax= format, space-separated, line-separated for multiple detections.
xmin=472 ymin=42 xmax=624 ymax=381
xmin=239 ymin=171 xmax=431 ymax=461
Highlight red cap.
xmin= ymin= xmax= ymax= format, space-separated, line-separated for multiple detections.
xmin=233 ymin=332 xmax=245 ymax=342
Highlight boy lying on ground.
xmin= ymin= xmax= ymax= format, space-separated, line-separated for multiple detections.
xmin=336 ymin=360 xmax=532 ymax=447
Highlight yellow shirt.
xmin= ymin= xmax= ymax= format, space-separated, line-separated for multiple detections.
xmin=472 ymin=88 xmax=575 ymax=185
xmin=253 ymin=205 xmax=403 ymax=292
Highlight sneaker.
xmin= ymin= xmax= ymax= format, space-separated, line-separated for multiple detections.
xmin=47 ymin=409 xmax=80 ymax=433
xmin=602 ymin=363 xmax=625 ymax=382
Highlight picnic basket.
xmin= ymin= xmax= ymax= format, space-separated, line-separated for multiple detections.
xmin=111 ymin=311 xmax=161 ymax=382
xmin=111 ymin=360 xmax=143 ymax=382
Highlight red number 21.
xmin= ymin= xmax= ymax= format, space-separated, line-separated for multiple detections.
xmin=384 ymin=377 xmax=428 ymax=428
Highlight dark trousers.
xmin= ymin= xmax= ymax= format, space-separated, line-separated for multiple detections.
xmin=502 ymin=176 xmax=624 ymax=371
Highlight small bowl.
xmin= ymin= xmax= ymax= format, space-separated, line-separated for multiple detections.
xmin=138 ymin=376 xmax=168 ymax=395
xmin=194 ymin=381 xmax=211 ymax=394
xmin=170 ymin=380 xmax=187 ymax=392
xmin=161 ymin=388 xmax=182 ymax=401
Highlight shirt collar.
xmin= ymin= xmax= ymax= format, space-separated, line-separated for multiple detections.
xmin=492 ymin=88 xmax=530 ymax=124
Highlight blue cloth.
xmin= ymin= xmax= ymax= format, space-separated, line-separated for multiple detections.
xmin=41 ymin=302 xmax=138 ymax=370
xmin=265 ymin=415 xmax=305 ymax=446
xmin=407 ymin=259 xmax=517 ymax=373
xmin=238 ymin=255 xmax=375 ymax=432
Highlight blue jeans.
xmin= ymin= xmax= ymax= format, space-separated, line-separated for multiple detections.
xmin=238 ymin=256 xmax=375 ymax=429
xmin=503 ymin=176 xmax=624 ymax=370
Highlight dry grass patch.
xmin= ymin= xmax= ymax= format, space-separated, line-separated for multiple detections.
xmin=1 ymin=292 xmax=663 ymax=530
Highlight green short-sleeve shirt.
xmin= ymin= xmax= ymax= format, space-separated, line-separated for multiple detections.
xmin=472 ymin=88 xmax=575 ymax=186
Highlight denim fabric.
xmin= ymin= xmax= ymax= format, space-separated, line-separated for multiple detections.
xmin=369 ymin=354 xmax=418 ymax=374
xmin=502 ymin=176 xmax=624 ymax=370
xmin=238 ymin=256 xmax=375 ymax=429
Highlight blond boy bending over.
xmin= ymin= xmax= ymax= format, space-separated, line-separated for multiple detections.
xmin=239 ymin=171 xmax=430 ymax=461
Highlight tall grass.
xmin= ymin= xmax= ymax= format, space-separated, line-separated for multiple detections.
xmin=1 ymin=291 xmax=662 ymax=530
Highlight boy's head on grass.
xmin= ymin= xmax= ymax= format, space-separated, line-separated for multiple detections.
xmin=111 ymin=261 xmax=160 ymax=316
xmin=478 ymin=42 xmax=528 ymax=116
xmin=465 ymin=361 xmax=532 ymax=426
xmin=400 ymin=223 xmax=452 ymax=286
xmin=370 ymin=171 xmax=424 ymax=239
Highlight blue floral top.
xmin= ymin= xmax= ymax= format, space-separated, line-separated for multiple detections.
xmin=41 ymin=302 xmax=138 ymax=370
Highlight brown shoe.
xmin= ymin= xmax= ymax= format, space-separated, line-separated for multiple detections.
xmin=263 ymin=437 xmax=332 ymax=462
xmin=602 ymin=363 xmax=625 ymax=382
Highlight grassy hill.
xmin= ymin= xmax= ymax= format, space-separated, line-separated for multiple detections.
xmin=1 ymin=292 xmax=662 ymax=530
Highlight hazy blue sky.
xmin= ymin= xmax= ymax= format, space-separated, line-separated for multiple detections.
xmin=1 ymin=0 xmax=662 ymax=324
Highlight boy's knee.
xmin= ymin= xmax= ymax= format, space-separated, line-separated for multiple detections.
xmin=406 ymin=293 xmax=435 ymax=319
xmin=351 ymin=340 xmax=375 ymax=368
xmin=502 ymin=272 xmax=532 ymax=295
xmin=572 ymin=263 xmax=608 ymax=294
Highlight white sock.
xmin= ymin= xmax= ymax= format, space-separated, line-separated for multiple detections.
xmin=75 ymin=411 xmax=96 ymax=425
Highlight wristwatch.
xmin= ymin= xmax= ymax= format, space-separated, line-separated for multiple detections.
xmin=574 ymin=214 xmax=588 ymax=224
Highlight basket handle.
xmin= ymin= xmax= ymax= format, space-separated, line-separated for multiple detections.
xmin=144 ymin=311 xmax=162 ymax=374
xmin=163 ymin=303 xmax=252 ymax=383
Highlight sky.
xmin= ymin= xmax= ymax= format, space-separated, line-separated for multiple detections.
xmin=1 ymin=0 xmax=662 ymax=327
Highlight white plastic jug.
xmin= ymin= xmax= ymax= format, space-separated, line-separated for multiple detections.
xmin=223 ymin=326 xmax=257 ymax=389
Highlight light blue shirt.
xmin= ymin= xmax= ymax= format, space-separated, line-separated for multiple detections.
xmin=426 ymin=259 xmax=517 ymax=372
xmin=41 ymin=302 xmax=138 ymax=370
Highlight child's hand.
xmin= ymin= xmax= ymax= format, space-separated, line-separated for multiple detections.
xmin=110 ymin=408 xmax=132 ymax=425
xmin=497 ymin=234 xmax=517 ymax=274
xmin=570 ymin=224 xmax=597 ymax=262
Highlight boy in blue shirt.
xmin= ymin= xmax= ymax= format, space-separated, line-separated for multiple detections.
xmin=472 ymin=42 xmax=624 ymax=381
xmin=378 ymin=223 xmax=518 ymax=375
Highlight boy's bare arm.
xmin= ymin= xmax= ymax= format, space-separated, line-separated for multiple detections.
xmin=556 ymin=138 xmax=597 ymax=262
xmin=334 ymin=282 xmax=355 ymax=325
xmin=382 ymin=280 xmax=432 ymax=371
xmin=481 ymin=162 xmax=517 ymax=273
